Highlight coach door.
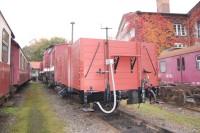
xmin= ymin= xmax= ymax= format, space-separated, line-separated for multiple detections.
xmin=176 ymin=56 xmax=185 ymax=83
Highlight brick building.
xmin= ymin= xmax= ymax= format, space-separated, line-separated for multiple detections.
xmin=116 ymin=0 xmax=200 ymax=47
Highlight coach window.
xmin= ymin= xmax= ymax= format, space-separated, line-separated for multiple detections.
xmin=196 ymin=55 xmax=200 ymax=70
xmin=177 ymin=58 xmax=181 ymax=71
xmin=2 ymin=29 xmax=9 ymax=63
xmin=181 ymin=57 xmax=185 ymax=71
xmin=20 ymin=53 xmax=23 ymax=70
xmin=160 ymin=61 xmax=166 ymax=73
xmin=197 ymin=21 xmax=200 ymax=38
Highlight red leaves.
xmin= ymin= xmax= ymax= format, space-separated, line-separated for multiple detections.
xmin=137 ymin=13 xmax=175 ymax=53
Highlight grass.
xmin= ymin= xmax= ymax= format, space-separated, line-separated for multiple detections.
xmin=1 ymin=107 xmax=18 ymax=115
xmin=8 ymin=82 xmax=66 ymax=133
xmin=121 ymin=101 xmax=200 ymax=129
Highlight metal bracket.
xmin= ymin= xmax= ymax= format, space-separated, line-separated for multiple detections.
xmin=130 ymin=57 xmax=137 ymax=73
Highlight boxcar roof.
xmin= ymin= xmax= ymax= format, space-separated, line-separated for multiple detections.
xmin=159 ymin=45 xmax=200 ymax=59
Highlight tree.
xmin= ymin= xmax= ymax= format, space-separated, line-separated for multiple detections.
xmin=23 ymin=37 xmax=66 ymax=61
xmin=136 ymin=13 xmax=176 ymax=53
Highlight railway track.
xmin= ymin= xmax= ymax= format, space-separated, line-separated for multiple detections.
xmin=52 ymin=89 xmax=174 ymax=133
xmin=93 ymin=107 xmax=173 ymax=133
xmin=184 ymin=106 xmax=200 ymax=113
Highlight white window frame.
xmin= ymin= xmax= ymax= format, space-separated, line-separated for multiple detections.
xmin=174 ymin=24 xmax=187 ymax=36
xmin=196 ymin=55 xmax=200 ymax=70
xmin=160 ymin=61 xmax=167 ymax=73
xmin=2 ymin=29 xmax=9 ymax=63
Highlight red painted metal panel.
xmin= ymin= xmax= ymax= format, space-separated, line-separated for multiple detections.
xmin=53 ymin=44 xmax=69 ymax=86
xmin=10 ymin=41 xmax=20 ymax=85
xmin=70 ymin=38 xmax=158 ymax=92
xmin=159 ymin=50 xmax=200 ymax=85
xmin=182 ymin=52 xmax=200 ymax=84
xmin=141 ymin=43 xmax=159 ymax=86
xmin=11 ymin=40 xmax=30 ymax=86
xmin=0 ymin=62 xmax=10 ymax=97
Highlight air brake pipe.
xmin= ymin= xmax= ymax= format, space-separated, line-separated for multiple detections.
xmin=96 ymin=59 xmax=117 ymax=114
xmin=150 ymin=89 xmax=157 ymax=102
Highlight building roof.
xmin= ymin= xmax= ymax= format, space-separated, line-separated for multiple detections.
xmin=115 ymin=10 xmax=188 ymax=38
xmin=159 ymin=45 xmax=200 ymax=59
xmin=188 ymin=1 xmax=200 ymax=14
xmin=30 ymin=61 xmax=42 ymax=69
xmin=0 ymin=11 xmax=15 ymax=38
xmin=11 ymin=39 xmax=29 ymax=61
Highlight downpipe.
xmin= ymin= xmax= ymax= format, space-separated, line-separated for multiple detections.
xmin=96 ymin=59 xmax=117 ymax=114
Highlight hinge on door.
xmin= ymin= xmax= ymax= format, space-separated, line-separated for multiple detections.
xmin=114 ymin=56 xmax=120 ymax=73
xmin=130 ymin=57 xmax=136 ymax=73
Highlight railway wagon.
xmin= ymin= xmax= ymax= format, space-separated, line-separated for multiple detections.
xmin=11 ymin=39 xmax=30 ymax=88
xmin=0 ymin=11 xmax=14 ymax=102
xmin=42 ymin=47 xmax=52 ymax=83
xmin=46 ymin=38 xmax=158 ymax=113
xmin=44 ymin=44 xmax=69 ymax=87
xmin=71 ymin=38 xmax=158 ymax=105
xmin=0 ymin=11 xmax=30 ymax=104
xmin=159 ymin=45 xmax=200 ymax=85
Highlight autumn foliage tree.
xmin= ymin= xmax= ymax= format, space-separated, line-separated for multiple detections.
xmin=137 ymin=13 xmax=176 ymax=53
xmin=23 ymin=37 xmax=66 ymax=61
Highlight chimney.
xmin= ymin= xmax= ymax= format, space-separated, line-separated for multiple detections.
xmin=156 ymin=0 xmax=170 ymax=13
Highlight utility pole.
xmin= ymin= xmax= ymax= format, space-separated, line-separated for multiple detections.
xmin=101 ymin=27 xmax=112 ymax=44
xmin=101 ymin=27 xmax=112 ymax=99
xmin=70 ymin=21 xmax=75 ymax=44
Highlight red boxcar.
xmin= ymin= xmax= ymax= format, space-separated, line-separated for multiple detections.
xmin=159 ymin=45 xmax=200 ymax=85
xmin=53 ymin=44 xmax=69 ymax=86
xmin=71 ymin=38 xmax=158 ymax=92
xmin=42 ymin=44 xmax=69 ymax=86
xmin=43 ymin=38 xmax=158 ymax=113
xmin=42 ymin=47 xmax=52 ymax=83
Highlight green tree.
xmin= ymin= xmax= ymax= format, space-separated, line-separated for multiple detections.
xmin=23 ymin=37 xmax=66 ymax=61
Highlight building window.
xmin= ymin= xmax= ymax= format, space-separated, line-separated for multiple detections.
xmin=177 ymin=58 xmax=181 ymax=71
xmin=198 ymin=21 xmax=200 ymax=38
xmin=123 ymin=22 xmax=130 ymax=30
xmin=2 ymin=29 xmax=9 ymax=63
xmin=130 ymin=28 xmax=135 ymax=38
xmin=196 ymin=55 xmax=200 ymax=70
xmin=174 ymin=24 xmax=187 ymax=36
xmin=160 ymin=61 xmax=166 ymax=73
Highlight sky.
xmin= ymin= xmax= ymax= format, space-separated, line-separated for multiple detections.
xmin=0 ymin=0 xmax=200 ymax=47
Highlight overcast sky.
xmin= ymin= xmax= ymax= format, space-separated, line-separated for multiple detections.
xmin=0 ymin=0 xmax=199 ymax=47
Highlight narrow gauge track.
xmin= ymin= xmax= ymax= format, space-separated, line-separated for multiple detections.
xmin=93 ymin=108 xmax=173 ymax=133
xmin=57 ymin=92 xmax=174 ymax=133
xmin=184 ymin=106 xmax=200 ymax=113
